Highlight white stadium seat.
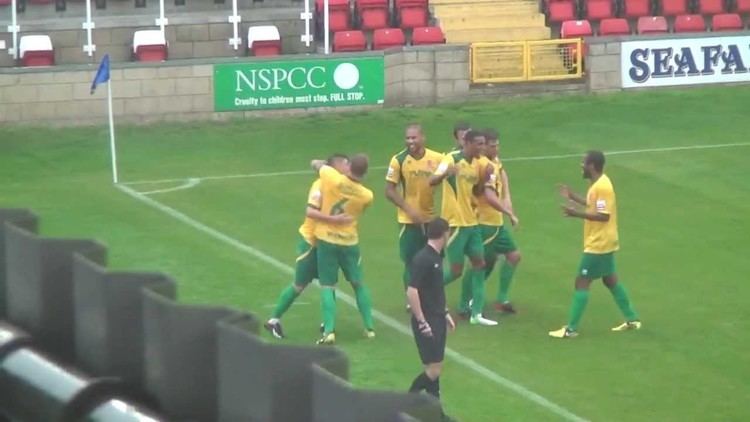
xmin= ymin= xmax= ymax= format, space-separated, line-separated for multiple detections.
xmin=133 ymin=29 xmax=167 ymax=62
xmin=19 ymin=35 xmax=54 ymax=67
xmin=247 ymin=25 xmax=281 ymax=56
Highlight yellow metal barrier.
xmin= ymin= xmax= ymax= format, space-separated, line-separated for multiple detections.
xmin=470 ymin=39 xmax=583 ymax=83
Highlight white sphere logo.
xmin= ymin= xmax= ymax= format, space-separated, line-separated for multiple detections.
xmin=333 ymin=63 xmax=359 ymax=90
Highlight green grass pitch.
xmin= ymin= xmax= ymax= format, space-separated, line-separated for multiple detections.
xmin=2 ymin=85 xmax=750 ymax=422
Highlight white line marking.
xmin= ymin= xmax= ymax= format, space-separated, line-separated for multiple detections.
xmin=123 ymin=142 xmax=750 ymax=186
xmin=115 ymin=183 xmax=589 ymax=422
xmin=140 ymin=178 xmax=201 ymax=195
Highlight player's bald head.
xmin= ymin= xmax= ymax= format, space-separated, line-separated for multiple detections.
xmin=406 ymin=123 xmax=423 ymax=135
xmin=350 ymin=154 xmax=369 ymax=177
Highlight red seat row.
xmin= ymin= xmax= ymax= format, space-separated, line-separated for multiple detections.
xmin=548 ymin=0 xmax=750 ymax=22
xmin=315 ymin=0 xmax=429 ymax=32
xmin=560 ymin=12 xmax=744 ymax=36
xmin=333 ymin=26 xmax=444 ymax=52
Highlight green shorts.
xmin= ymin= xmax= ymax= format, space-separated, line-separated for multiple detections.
xmin=480 ymin=224 xmax=517 ymax=256
xmin=446 ymin=226 xmax=484 ymax=266
xmin=399 ymin=223 xmax=428 ymax=265
xmin=577 ymin=252 xmax=616 ymax=279
xmin=294 ymin=236 xmax=318 ymax=287
xmin=317 ymin=239 xmax=363 ymax=286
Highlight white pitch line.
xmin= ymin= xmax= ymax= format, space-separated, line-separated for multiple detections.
xmin=140 ymin=178 xmax=201 ymax=195
xmin=123 ymin=141 xmax=750 ymax=187
xmin=115 ymin=183 xmax=589 ymax=422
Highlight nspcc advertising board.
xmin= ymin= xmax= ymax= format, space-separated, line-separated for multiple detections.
xmin=214 ymin=57 xmax=384 ymax=111
xmin=621 ymin=36 xmax=750 ymax=88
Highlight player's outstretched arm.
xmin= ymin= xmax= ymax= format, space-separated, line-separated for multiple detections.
xmin=484 ymin=187 xmax=519 ymax=226
xmin=385 ymin=182 xmax=424 ymax=223
xmin=561 ymin=205 xmax=610 ymax=222
xmin=310 ymin=159 xmax=327 ymax=172
xmin=558 ymin=184 xmax=587 ymax=206
xmin=306 ymin=206 xmax=353 ymax=225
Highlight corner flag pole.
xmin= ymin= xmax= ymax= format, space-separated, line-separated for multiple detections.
xmin=90 ymin=53 xmax=119 ymax=184
xmin=107 ymin=79 xmax=119 ymax=184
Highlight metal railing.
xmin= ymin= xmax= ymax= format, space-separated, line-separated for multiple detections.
xmin=470 ymin=38 xmax=583 ymax=83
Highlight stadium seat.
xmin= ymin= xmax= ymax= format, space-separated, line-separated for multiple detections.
xmin=247 ymin=25 xmax=281 ymax=56
xmin=674 ymin=14 xmax=706 ymax=31
xmin=316 ymin=0 xmax=352 ymax=33
xmin=736 ymin=0 xmax=750 ymax=13
xmin=411 ymin=26 xmax=445 ymax=45
xmin=18 ymin=35 xmax=54 ymax=67
xmin=599 ymin=18 xmax=631 ymax=35
xmin=356 ymin=0 xmax=389 ymax=30
xmin=637 ymin=15 xmax=669 ymax=33
xmin=623 ymin=0 xmax=652 ymax=17
xmin=561 ymin=19 xmax=594 ymax=37
xmin=711 ymin=13 xmax=743 ymax=31
xmin=660 ymin=0 xmax=688 ymax=16
xmin=372 ymin=28 xmax=406 ymax=49
xmin=333 ymin=30 xmax=367 ymax=52
xmin=697 ymin=0 xmax=726 ymax=14
xmin=585 ymin=0 xmax=614 ymax=20
xmin=548 ymin=0 xmax=577 ymax=23
xmin=0 ymin=0 xmax=11 ymax=6
xmin=132 ymin=30 xmax=167 ymax=62
xmin=395 ymin=0 xmax=428 ymax=29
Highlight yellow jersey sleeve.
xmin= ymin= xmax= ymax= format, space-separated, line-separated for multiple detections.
xmin=307 ymin=179 xmax=322 ymax=209
xmin=319 ymin=165 xmax=343 ymax=185
xmin=385 ymin=156 xmax=401 ymax=184
xmin=434 ymin=154 xmax=454 ymax=176
xmin=592 ymin=184 xmax=614 ymax=215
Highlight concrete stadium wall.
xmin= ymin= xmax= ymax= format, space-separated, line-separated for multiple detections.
xmin=0 ymin=8 xmax=312 ymax=68
xmin=0 ymin=44 xmax=585 ymax=125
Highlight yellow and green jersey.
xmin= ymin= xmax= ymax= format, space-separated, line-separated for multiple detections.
xmin=476 ymin=156 xmax=504 ymax=227
xmin=584 ymin=174 xmax=619 ymax=254
xmin=434 ymin=151 xmax=482 ymax=227
xmin=385 ymin=148 xmax=443 ymax=224
xmin=315 ymin=165 xmax=374 ymax=246
xmin=298 ymin=179 xmax=323 ymax=245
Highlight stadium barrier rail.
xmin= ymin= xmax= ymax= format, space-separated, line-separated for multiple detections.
xmin=470 ymin=38 xmax=583 ymax=84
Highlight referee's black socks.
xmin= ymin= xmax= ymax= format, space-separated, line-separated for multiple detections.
xmin=409 ymin=372 xmax=441 ymax=400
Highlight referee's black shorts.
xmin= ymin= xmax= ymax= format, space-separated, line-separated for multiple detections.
xmin=411 ymin=315 xmax=447 ymax=364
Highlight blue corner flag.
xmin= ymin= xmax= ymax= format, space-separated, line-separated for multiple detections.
xmin=90 ymin=54 xmax=110 ymax=95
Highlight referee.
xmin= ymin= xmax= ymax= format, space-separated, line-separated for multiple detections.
xmin=407 ymin=218 xmax=456 ymax=421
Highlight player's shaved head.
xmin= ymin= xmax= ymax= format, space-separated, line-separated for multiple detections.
xmin=585 ymin=150 xmax=605 ymax=172
xmin=406 ymin=123 xmax=423 ymax=134
xmin=483 ymin=128 xmax=499 ymax=141
xmin=350 ymin=154 xmax=369 ymax=178
xmin=327 ymin=153 xmax=349 ymax=165
xmin=426 ymin=218 xmax=449 ymax=239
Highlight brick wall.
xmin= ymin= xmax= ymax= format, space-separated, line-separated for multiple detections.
xmin=585 ymin=38 xmax=622 ymax=93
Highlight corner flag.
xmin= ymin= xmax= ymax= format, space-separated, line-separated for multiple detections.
xmin=90 ymin=54 xmax=110 ymax=95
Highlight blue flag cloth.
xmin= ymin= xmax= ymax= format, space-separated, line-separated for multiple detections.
xmin=90 ymin=54 xmax=110 ymax=95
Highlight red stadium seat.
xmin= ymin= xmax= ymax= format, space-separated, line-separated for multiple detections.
xmin=674 ymin=14 xmax=706 ymax=31
xmin=316 ymin=0 xmax=352 ymax=32
xmin=623 ymin=0 xmax=651 ymax=17
xmin=333 ymin=30 xmax=367 ymax=52
xmin=561 ymin=19 xmax=594 ymax=37
xmin=398 ymin=6 xmax=429 ymax=28
xmin=411 ymin=26 xmax=445 ymax=45
xmin=637 ymin=15 xmax=668 ymax=33
xmin=357 ymin=0 xmax=389 ymax=30
xmin=599 ymin=18 xmax=631 ymax=35
xmin=373 ymin=28 xmax=406 ymax=50
xmin=585 ymin=0 xmax=614 ymax=20
xmin=0 ymin=0 xmax=12 ymax=6
xmin=548 ymin=0 xmax=577 ymax=23
xmin=697 ymin=0 xmax=726 ymax=14
xmin=29 ymin=0 xmax=54 ymax=4
xmin=711 ymin=13 xmax=743 ymax=31
xmin=133 ymin=30 xmax=167 ymax=62
xmin=735 ymin=0 xmax=750 ymax=12
xmin=660 ymin=0 xmax=688 ymax=16
xmin=19 ymin=35 xmax=54 ymax=67
xmin=247 ymin=26 xmax=281 ymax=56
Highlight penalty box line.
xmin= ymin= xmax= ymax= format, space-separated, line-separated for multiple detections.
xmin=115 ymin=182 xmax=590 ymax=422
xmin=123 ymin=141 xmax=750 ymax=188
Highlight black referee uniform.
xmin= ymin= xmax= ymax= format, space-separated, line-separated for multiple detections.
xmin=409 ymin=243 xmax=447 ymax=364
